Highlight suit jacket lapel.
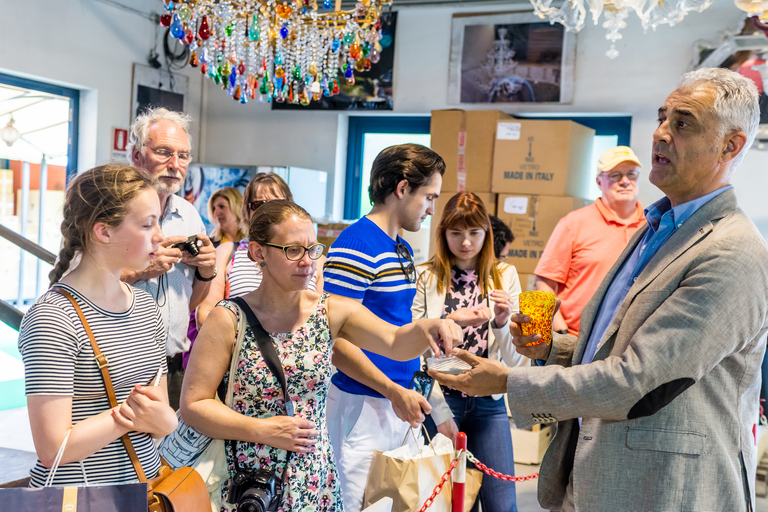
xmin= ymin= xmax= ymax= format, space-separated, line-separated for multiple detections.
xmin=579 ymin=189 xmax=736 ymax=363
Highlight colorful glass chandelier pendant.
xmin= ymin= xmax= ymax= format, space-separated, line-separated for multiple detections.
xmin=162 ymin=0 xmax=391 ymax=105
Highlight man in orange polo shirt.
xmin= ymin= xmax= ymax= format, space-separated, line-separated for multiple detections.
xmin=533 ymin=146 xmax=646 ymax=335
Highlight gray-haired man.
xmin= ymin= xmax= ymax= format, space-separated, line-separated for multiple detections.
xmin=123 ymin=108 xmax=216 ymax=409
xmin=432 ymin=68 xmax=768 ymax=511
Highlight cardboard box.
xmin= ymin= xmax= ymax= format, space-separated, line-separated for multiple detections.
xmin=428 ymin=191 xmax=497 ymax=258
xmin=316 ymin=220 xmax=354 ymax=255
xmin=517 ymin=273 xmax=537 ymax=292
xmin=511 ymin=425 xmax=552 ymax=465
xmin=492 ymin=119 xmax=595 ymax=197
xmin=431 ymin=110 xmax=513 ymax=193
xmin=496 ymin=194 xmax=590 ymax=273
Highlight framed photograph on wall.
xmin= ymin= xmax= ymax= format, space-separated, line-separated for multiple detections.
xmin=447 ymin=11 xmax=576 ymax=104
xmin=131 ymin=63 xmax=189 ymax=120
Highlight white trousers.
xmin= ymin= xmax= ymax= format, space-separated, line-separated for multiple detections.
xmin=326 ymin=383 xmax=419 ymax=512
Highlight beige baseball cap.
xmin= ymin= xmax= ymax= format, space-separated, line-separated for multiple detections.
xmin=597 ymin=146 xmax=642 ymax=174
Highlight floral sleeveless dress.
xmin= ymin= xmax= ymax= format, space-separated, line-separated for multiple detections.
xmin=218 ymin=293 xmax=341 ymax=511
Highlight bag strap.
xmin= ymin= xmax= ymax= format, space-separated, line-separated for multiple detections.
xmin=229 ymin=297 xmax=293 ymax=482
xmin=52 ymin=286 xmax=148 ymax=483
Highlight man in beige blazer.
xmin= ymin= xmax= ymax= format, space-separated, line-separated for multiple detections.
xmin=431 ymin=67 xmax=768 ymax=512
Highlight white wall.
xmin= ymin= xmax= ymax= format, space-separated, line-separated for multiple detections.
xmin=3 ymin=1 xmax=766 ymax=235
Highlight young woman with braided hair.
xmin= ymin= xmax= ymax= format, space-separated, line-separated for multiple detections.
xmin=18 ymin=164 xmax=178 ymax=487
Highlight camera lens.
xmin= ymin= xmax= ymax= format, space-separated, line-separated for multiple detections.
xmin=239 ymin=488 xmax=269 ymax=512
xmin=186 ymin=241 xmax=200 ymax=257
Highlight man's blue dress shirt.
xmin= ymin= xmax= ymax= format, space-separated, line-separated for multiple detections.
xmin=580 ymin=186 xmax=732 ymax=365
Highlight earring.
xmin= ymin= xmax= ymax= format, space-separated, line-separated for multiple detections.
xmin=260 ymin=262 xmax=265 ymax=267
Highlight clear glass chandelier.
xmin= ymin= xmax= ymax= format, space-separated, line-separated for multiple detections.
xmin=529 ymin=0 xmax=713 ymax=59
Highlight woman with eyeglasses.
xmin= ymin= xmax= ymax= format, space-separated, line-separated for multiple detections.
xmin=181 ymin=200 xmax=462 ymax=511
xmin=195 ymin=172 xmax=322 ymax=328
xmin=412 ymin=192 xmax=528 ymax=512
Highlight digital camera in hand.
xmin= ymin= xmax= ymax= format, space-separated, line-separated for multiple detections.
xmin=426 ymin=355 xmax=471 ymax=375
xmin=226 ymin=468 xmax=284 ymax=512
xmin=172 ymin=235 xmax=200 ymax=257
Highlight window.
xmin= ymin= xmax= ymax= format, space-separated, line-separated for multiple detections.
xmin=344 ymin=116 xmax=430 ymax=219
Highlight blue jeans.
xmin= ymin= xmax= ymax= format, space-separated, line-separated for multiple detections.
xmin=425 ymin=394 xmax=518 ymax=512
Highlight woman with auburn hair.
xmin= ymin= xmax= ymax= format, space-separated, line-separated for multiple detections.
xmin=412 ymin=191 xmax=526 ymax=512
xmin=208 ymin=186 xmax=245 ymax=247
xmin=18 ymin=164 xmax=177 ymax=487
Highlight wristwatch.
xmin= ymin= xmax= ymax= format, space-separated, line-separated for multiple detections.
xmin=195 ymin=267 xmax=217 ymax=282
xmin=555 ymin=329 xmax=570 ymax=335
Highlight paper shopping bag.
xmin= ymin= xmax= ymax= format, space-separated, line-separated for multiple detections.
xmin=0 ymin=482 xmax=147 ymax=511
xmin=362 ymin=433 xmax=482 ymax=512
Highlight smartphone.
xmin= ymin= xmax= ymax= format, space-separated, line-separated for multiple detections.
xmin=409 ymin=370 xmax=435 ymax=400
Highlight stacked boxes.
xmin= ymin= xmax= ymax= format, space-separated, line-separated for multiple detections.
xmin=429 ymin=110 xmax=595 ymax=272
xmin=316 ymin=220 xmax=354 ymax=255
xmin=495 ymin=195 xmax=590 ymax=273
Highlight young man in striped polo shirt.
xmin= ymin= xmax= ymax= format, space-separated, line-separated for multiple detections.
xmin=323 ymin=143 xmax=445 ymax=511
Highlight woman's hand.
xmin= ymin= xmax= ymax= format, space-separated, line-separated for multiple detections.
xmin=260 ymin=416 xmax=320 ymax=453
xmin=112 ymin=385 xmax=178 ymax=437
xmin=490 ymin=290 xmax=512 ymax=328
xmin=447 ymin=306 xmax=491 ymax=327
xmin=424 ymin=319 xmax=464 ymax=357
xmin=436 ymin=418 xmax=459 ymax=445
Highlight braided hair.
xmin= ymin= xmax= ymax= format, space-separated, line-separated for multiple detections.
xmin=49 ymin=164 xmax=158 ymax=285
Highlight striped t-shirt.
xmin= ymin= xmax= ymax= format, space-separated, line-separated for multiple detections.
xmin=227 ymin=238 xmax=317 ymax=298
xmin=18 ymin=283 xmax=167 ymax=486
xmin=323 ymin=216 xmax=419 ymax=397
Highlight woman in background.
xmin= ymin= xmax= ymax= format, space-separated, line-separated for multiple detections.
xmin=208 ymin=186 xmax=245 ymax=247
xmin=412 ymin=192 xmax=526 ymax=512
xmin=196 ymin=172 xmax=322 ymax=328
xmin=18 ymin=164 xmax=177 ymax=486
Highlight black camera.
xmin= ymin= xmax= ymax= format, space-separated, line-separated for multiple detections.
xmin=227 ymin=468 xmax=284 ymax=512
xmin=172 ymin=235 xmax=200 ymax=257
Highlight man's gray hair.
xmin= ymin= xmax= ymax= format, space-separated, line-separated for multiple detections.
xmin=678 ymin=68 xmax=759 ymax=168
xmin=127 ymin=107 xmax=194 ymax=158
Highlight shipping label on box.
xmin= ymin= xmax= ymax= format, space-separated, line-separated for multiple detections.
xmin=492 ymin=119 xmax=595 ymax=197
xmin=497 ymin=194 xmax=590 ymax=273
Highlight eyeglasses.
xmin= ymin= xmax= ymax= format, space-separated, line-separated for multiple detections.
xmin=599 ymin=170 xmax=640 ymax=182
xmin=248 ymin=199 xmax=270 ymax=212
xmin=264 ymin=242 xmax=326 ymax=261
xmin=146 ymin=146 xmax=192 ymax=164
xmin=395 ymin=240 xmax=416 ymax=284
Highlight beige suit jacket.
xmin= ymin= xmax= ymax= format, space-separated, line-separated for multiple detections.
xmin=505 ymin=189 xmax=768 ymax=511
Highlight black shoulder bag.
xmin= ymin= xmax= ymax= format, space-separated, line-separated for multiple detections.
xmin=225 ymin=297 xmax=293 ymax=511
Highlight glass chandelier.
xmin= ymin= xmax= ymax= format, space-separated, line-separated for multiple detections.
xmin=159 ymin=0 xmax=391 ymax=105
xmin=529 ymin=0 xmax=713 ymax=59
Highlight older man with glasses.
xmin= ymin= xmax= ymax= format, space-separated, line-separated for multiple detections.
xmin=533 ymin=146 xmax=646 ymax=336
xmin=123 ymin=107 xmax=216 ymax=410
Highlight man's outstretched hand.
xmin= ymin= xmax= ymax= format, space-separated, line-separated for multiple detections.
xmin=427 ymin=349 xmax=509 ymax=397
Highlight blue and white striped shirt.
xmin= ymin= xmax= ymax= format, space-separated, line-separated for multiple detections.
xmin=323 ymin=217 xmax=419 ymax=396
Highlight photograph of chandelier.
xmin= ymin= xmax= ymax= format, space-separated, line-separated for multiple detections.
xmin=448 ymin=12 xmax=575 ymax=104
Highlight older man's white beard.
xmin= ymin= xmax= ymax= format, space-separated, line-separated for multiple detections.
xmin=155 ymin=172 xmax=183 ymax=197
